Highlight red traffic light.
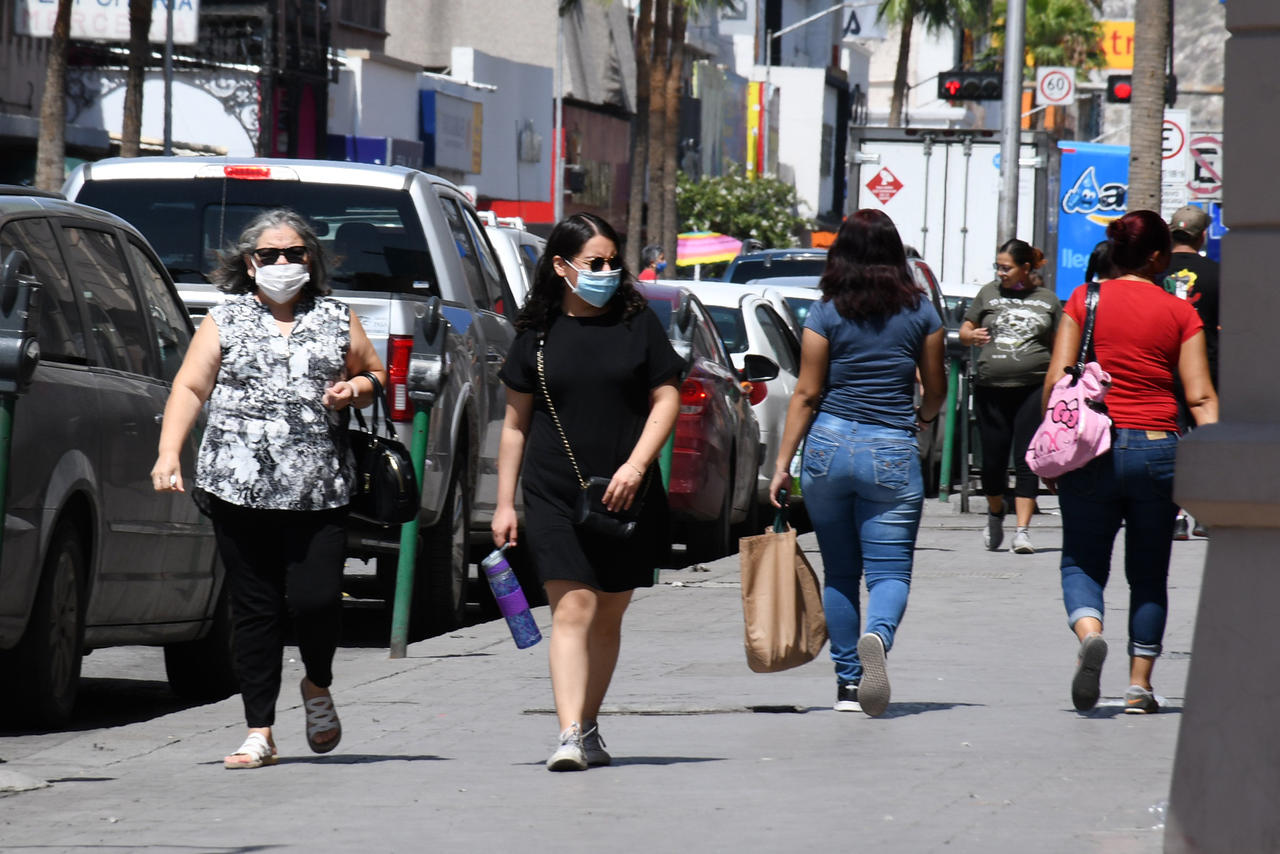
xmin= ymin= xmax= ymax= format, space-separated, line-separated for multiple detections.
xmin=1113 ymin=81 xmax=1132 ymax=100
xmin=944 ymin=79 xmax=961 ymax=97
xmin=936 ymin=70 xmax=1002 ymax=102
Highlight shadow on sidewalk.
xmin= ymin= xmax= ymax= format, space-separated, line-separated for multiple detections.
xmin=876 ymin=701 xmax=982 ymax=719
xmin=0 ymin=677 xmax=205 ymax=735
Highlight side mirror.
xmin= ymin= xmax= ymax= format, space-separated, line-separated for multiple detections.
xmin=740 ymin=354 xmax=779 ymax=384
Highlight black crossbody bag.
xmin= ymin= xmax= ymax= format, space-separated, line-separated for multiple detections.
xmin=537 ymin=336 xmax=645 ymax=539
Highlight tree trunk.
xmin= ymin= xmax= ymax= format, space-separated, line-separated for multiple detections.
xmin=888 ymin=10 xmax=914 ymax=128
xmin=1128 ymin=0 xmax=1169 ymax=212
xmin=660 ymin=2 xmax=686 ymax=269
xmin=646 ymin=0 xmax=670 ymax=256
xmin=35 ymin=0 xmax=73 ymax=191
xmin=626 ymin=0 xmax=654 ymax=271
xmin=121 ymin=0 xmax=153 ymax=158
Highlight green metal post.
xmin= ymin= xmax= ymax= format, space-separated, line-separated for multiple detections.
xmin=657 ymin=431 xmax=674 ymax=492
xmin=938 ymin=357 xmax=961 ymax=502
xmin=388 ymin=406 xmax=430 ymax=659
xmin=0 ymin=397 xmax=12 ymax=557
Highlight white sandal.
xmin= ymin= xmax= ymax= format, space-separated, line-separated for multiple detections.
xmin=301 ymin=680 xmax=342 ymax=754
xmin=223 ymin=731 xmax=277 ymax=770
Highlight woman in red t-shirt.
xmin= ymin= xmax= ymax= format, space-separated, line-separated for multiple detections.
xmin=1042 ymin=210 xmax=1217 ymax=716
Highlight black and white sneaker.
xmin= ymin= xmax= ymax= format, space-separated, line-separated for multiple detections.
xmin=1071 ymin=633 xmax=1108 ymax=712
xmin=546 ymin=723 xmax=588 ymax=772
xmin=581 ymin=721 xmax=611 ymax=766
xmin=984 ymin=510 xmax=1005 ymax=551
xmin=834 ymin=682 xmax=861 ymax=712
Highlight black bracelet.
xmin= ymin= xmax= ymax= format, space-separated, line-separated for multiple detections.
xmin=916 ymin=407 xmax=937 ymax=424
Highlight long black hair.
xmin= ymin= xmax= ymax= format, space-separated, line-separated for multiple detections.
xmin=515 ymin=212 xmax=646 ymax=332
xmin=819 ymin=209 xmax=920 ymax=321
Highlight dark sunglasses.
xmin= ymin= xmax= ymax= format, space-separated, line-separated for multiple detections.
xmin=573 ymin=255 xmax=620 ymax=273
xmin=252 ymin=245 xmax=308 ymax=265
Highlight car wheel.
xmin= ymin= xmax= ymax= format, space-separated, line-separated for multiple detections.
xmin=415 ymin=444 xmax=471 ymax=636
xmin=164 ymin=570 xmax=238 ymax=702
xmin=688 ymin=461 xmax=734 ymax=563
xmin=7 ymin=521 xmax=85 ymax=727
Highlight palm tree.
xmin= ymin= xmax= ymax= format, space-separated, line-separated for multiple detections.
xmin=35 ymin=0 xmax=73 ymax=191
xmin=988 ymin=0 xmax=1103 ymax=71
xmin=625 ymin=0 xmax=655 ymax=271
xmin=1128 ymin=0 xmax=1169 ymax=211
xmin=121 ymin=0 xmax=153 ymax=158
xmin=877 ymin=0 xmax=992 ymax=127
xmin=659 ymin=1 xmax=688 ymax=270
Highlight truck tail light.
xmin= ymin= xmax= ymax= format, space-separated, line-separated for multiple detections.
xmin=680 ymin=377 xmax=708 ymax=415
xmin=223 ymin=165 xmax=273 ymax=180
xmin=387 ymin=335 xmax=414 ymax=421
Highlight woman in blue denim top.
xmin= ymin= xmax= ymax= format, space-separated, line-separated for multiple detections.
xmin=769 ymin=209 xmax=946 ymax=717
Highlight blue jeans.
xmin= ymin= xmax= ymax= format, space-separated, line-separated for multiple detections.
xmin=800 ymin=412 xmax=923 ymax=684
xmin=1058 ymin=428 xmax=1179 ymax=658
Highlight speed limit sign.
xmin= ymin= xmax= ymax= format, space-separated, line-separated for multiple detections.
xmin=1036 ymin=67 xmax=1076 ymax=106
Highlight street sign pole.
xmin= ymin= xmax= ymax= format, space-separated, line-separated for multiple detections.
xmin=997 ymin=0 xmax=1027 ymax=244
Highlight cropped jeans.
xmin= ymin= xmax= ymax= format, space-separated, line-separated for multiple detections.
xmin=800 ymin=412 xmax=924 ymax=685
xmin=1057 ymin=428 xmax=1179 ymax=658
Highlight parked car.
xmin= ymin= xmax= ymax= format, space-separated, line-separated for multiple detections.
xmin=723 ymin=248 xmax=828 ymax=284
xmin=680 ymin=281 xmax=796 ymax=508
xmin=635 ymin=282 xmax=770 ymax=560
xmin=478 ymin=212 xmax=544 ymax=308
xmin=743 ymin=276 xmax=821 ymax=339
xmin=64 ymin=157 xmax=519 ymax=636
xmin=0 ymin=188 xmax=229 ymax=726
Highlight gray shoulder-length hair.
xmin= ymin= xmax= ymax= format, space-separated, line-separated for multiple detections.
xmin=210 ymin=208 xmax=333 ymax=296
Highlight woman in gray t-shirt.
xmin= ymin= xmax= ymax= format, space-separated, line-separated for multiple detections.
xmin=959 ymin=238 xmax=1061 ymax=555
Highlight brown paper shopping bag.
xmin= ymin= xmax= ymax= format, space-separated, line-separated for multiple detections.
xmin=738 ymin=507 xmax=827 ymax=673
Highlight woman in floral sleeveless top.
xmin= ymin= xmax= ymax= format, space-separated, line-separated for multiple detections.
xmin=151 ymin=209 xmax=385 ymax=769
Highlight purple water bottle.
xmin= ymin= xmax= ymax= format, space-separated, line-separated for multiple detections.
xmin=481 ymin=545 xmax=542 ymax=649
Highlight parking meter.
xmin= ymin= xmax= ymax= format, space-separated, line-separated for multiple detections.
xmin=0 ymin=250 xmax=42 ymax=396
xmin=389 ymin=297 xmax=449 ymax=658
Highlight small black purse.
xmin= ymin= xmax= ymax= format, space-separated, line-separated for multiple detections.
xmin=538 ymin=337 xmax=644 ymax=539
xmin=347 ymin=371 xmax=420 ymax=525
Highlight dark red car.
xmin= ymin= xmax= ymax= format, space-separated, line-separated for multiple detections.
xmin=636 ymin=282 xmax=775 ymax=560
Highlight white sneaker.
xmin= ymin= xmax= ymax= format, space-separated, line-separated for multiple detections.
xmin=1011 ymin=527 xmax=1035 ymax=554
xmin=983 ymin=511 xmax=1005 ymax=551
xmin=856 ymin=633 xmax=891 ymax=717
xmin=546 ymin=723 xmax=588 ymax=771
xmin=581 ymin=721 xmax=611 ymax=766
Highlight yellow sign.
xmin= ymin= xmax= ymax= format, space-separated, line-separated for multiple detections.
xmin=1102 ymin=20 xmax=1134 ymax=70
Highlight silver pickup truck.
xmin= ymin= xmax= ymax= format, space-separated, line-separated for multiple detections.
xmin=64 ymin=158 xmax=518 ymax=636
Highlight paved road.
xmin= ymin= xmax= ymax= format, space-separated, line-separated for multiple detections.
xmin=0 ymin=496 xmax=1204 ymax=853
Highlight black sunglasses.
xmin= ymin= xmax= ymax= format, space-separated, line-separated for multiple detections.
xmin=572 ymin=255 xmax=620 ymax=273
xmin=252 ymin=245 xmax=308 ymax=265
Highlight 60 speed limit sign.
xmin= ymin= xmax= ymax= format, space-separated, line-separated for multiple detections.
xmin=1036 ymin=67 xmax=1076 ymax=106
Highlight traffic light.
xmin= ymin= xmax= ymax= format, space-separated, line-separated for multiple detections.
xmin=1105 ymin=74 xmax=1178 ymax=106
xmin=937 ymin=70 xmax=1003 ymax=102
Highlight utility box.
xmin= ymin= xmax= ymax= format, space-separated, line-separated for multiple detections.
xmin=846 ymin=128 xmax=1059 ymax=293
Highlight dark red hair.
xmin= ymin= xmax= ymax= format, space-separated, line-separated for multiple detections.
xmin=820 ymin=209 xmax=920 ymax=321
xmin=1106 ymin=209 xmax=1171 ymax=274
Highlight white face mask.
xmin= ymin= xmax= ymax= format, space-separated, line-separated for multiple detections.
xmin=252 ymin=261 xmax=310 ymax=303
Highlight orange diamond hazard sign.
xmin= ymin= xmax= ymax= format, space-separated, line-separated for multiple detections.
xmin=866 ymin=167 xmax=904 ymax=204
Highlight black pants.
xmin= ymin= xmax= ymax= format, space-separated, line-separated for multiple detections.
xmin=210 ymin=498 xmax=347 ymax=728
xmin=973 ymin=384 xmax=1043 ymax=503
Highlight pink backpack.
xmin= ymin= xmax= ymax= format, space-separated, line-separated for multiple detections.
xmin=1026 ymin=281 xmax=1113 ymax=478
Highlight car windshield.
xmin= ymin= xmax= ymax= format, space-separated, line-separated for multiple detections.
xmin=75 ymin=179 xmax=436 ymax=293
xmin=704 ymin=305 xmax=747 ymax=353
xmin=782 ymin=296 xmax=815 ymax=328
xmin=727 ymin=257 xmax=827 ymax=283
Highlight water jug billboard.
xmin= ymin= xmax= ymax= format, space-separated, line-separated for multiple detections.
xmin=1056 ymin=141 xmax=1128 ymax=299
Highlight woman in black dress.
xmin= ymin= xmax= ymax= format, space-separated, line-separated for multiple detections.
xmin=493 ymin=213 xmax=683 ymax=771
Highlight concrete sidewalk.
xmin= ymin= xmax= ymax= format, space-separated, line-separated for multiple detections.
xmin=0 ymin=496 xmax=1205 ymax=853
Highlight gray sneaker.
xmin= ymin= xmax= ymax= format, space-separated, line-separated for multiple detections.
xmin=856 ymin=633 xmax=891 ymax=717
xmin=1071 ymin=633 xmax=1108 ymax=712
xmin=1011 ymin=527 xmax=1035 ymax=554
xmin=546 ymin=723 xmax=588 ymax=772
xmin=983 ymin=510 xmax=1005 ymax=551
xmin=581 ymin=721 xmax=611 ymax=766
xmin=1124 ymin=685 xmax=1160 ymax=714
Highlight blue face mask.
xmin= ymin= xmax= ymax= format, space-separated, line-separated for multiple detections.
xmin=567 ymin=262 xmax=622 ymax=308
xmin=655 ymin=261 xmax=667 ymax=273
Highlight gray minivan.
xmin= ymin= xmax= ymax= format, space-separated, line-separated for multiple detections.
xmin=0 ymin=189 xmax=228 ymax=726
xmin=64 ymin=158 xmax=519 ymax=635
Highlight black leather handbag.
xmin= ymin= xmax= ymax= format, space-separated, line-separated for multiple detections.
xmin=347 ymin=372 xmax=419 ymax=525
xmin=538 ymin=338 xmax=643 ymax=539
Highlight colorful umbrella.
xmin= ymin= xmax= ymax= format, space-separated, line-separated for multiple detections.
xmin=676 ymin=231 xmax=743 ymax=266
